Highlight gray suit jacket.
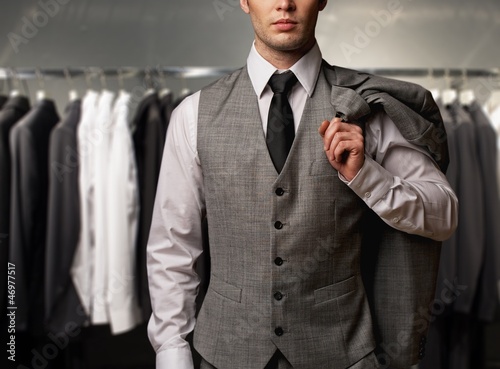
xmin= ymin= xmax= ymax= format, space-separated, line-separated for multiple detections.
xmin=325 ymin=64 xmax=446 ymax=368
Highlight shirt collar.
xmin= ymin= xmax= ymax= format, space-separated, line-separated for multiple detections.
xmin=247 ymin=41 xmax=323 ymax=98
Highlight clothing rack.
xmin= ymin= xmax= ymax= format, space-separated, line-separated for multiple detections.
xmin=0 ymin=66 xmax=500 ymax=80
xmin=0 ymin=66 xmax=236 ymax=81
xmin=2 ymin=68 xmax=500 ymax=98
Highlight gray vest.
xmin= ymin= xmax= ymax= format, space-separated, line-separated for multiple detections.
xmin=194 ymin=63 xmax=443 ymax=369
xmin=195 ymin=67 xmax=375 ymax=369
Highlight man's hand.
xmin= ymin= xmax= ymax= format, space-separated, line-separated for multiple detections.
xmin=318 ymin=117 xmax=365 ymax=181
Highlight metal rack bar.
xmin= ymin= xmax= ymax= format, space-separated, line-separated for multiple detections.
xmin=363 ymin=67 xmax=500 ymax=78
xmin=0 ymin=66 xmax=237 ymax=80
xmin=0 ymin=67 xmax=499 ymax=80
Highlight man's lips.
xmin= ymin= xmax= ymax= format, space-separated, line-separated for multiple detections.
xmin=273 ymin=19 xmax=298 ymax=31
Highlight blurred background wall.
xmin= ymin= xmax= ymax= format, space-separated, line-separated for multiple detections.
xmin=1 ymin=0 xmax=500 ymax=108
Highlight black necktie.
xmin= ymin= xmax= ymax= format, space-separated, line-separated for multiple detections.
xmin=266 ymin=71 xmax=298 ymax=173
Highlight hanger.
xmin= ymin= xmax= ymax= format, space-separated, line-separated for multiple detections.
xmin=35 ymin=67 xmax=47 ymax=101
xmin=117 ymin=68 xmax=127 ymax=95
xmin=99 ymin=68 xmax=109 ymax=92
xmin=427 ymin=68 xmax=440 ymax=101
xmin=143 ymin=67 xmax=156 ymax=96
xmin=64 ymin=68 xmax=79 ymax=101
xmin=84 ymin=67 xmax=94 ymax=93
xmin=484 ymin=70 xmax=500 ymax=112
xmin=179 ymin=70 xmax=191 ymax=98
xmin=9 ymin=68 xmax=21 ymax=97
xmin=441 ymin=69 xmax=457 ymax=106
xmin=157 ymin=66 xmax=172 ymax=98
xmin=458 ymin=69 xmax=475 ymax=106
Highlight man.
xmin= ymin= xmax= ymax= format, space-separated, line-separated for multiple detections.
xmin=146 ymin=1 xmax=458 ymax=368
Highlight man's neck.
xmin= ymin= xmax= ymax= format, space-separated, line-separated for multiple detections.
xmin=254 ymin=39 xmax=316 ymax=70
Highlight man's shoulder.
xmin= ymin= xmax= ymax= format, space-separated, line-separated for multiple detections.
xmin=200 ymin=66 xmax=246 ymax=94
xmin=322 ymin=61 xmax=426 ymax=92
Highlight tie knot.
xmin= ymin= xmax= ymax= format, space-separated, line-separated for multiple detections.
xmin=268 ymin=71 xmax=297 ymax=94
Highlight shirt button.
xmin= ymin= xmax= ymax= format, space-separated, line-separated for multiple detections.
xmin=365 ymin=192 xmax=371 ymax=198
xmin=393 ymin=217 xmax=400 ymax=223
xmin=274 ymin=257 xmax=284 ymax=266
xmin=274 ymin=327 xmax=284 ymax=336
xmin=274 ymin=292 xmax=283 ymax=301
xmin=275 ymin=188 xmax=285 ymax=196
xmin=274 ymin=221 xmax=283 ymax=230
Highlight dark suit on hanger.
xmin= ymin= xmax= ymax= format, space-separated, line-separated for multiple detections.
xmin=445 ymin=106 xmax=484 ymax=369
xmin=0 ymin=95 xmax=30 ymax=360
xmin=466 ymin=102 xmax=500 ymax=322
xmin=422 ymin=101 xmax=486 ymax=369
xmin=448 ymin=102 xmax=485 ymax=315
xmin=132 ymin=92 xmax=166 ymax=320
xmin=420 ymin=101 xmax=458 ymax=369
xmin=0 ymin=95 xmax=30 ymax=313
xmin=45 ymin=99 xmax=88 ymax=334
xmin=9 ymin=98 xmax=59 ymax=335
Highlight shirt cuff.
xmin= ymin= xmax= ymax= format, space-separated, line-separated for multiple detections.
xmin=340 ymin=155 xmax=393 ymax=208
xmin=156 ymin=346 xmax=194 ymax=369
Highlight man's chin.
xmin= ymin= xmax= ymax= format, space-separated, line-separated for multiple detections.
xmin=268 ymin=38 xmax=310 ymax=53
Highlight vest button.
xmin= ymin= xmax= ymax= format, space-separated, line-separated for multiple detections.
xmin=274 ymin=327 xmax=284 ymax=336
xmin=275 ymin=187 xmax=285 ymax=196
xmin=274 ymin=292 xmax=283 ymax=301
xmin=274 ymin=221 xmax=283 ymax=230
xmin=274 ymin=257 xmax=284 ymax=266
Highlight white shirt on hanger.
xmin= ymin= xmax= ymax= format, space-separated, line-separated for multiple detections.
xmin=72 ymin=89 xmax=142 ymax=334
xmin=92 ymin=89 xmax=116 ymax=325
xmin=72 ymin=89 xmax=99 ymax=319
xmin=105 ymin=90 xmax=142 ymax=334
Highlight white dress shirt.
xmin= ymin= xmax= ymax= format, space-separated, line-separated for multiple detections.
xmin=72 ymin=90 xmax=142 ymax=334
xmin=147 ymin=43 xmax=458 ymax=369
xmin=91 ymin=89 xmax=116 ymax=325
xmin=105 ymin=90 xmax=143 ymax=334
xmin=72 ymin=89 xmax=99 ymax=318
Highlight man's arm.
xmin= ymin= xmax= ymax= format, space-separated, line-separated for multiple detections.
xmin=319 ymin=109 xmax=458 ymax=241
xmin=146 ymin=92 xmax=204 ymax=369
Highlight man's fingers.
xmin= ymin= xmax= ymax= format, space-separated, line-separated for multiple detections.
xmin=325 ymin=130 xmax=364 ymax=162
xmin=327 ymin=132 xmax=350 ymax=161
xmin=318 ymin=117 xmax=342 ymax=137
xmin=318 ymin=120 xmax=330 ymax=137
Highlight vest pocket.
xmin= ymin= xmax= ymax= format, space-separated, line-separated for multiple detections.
xmin=208 ymin=274 xmax=243 ymax=303
xmin=313 ymin=275 xmax=357 ymax=305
